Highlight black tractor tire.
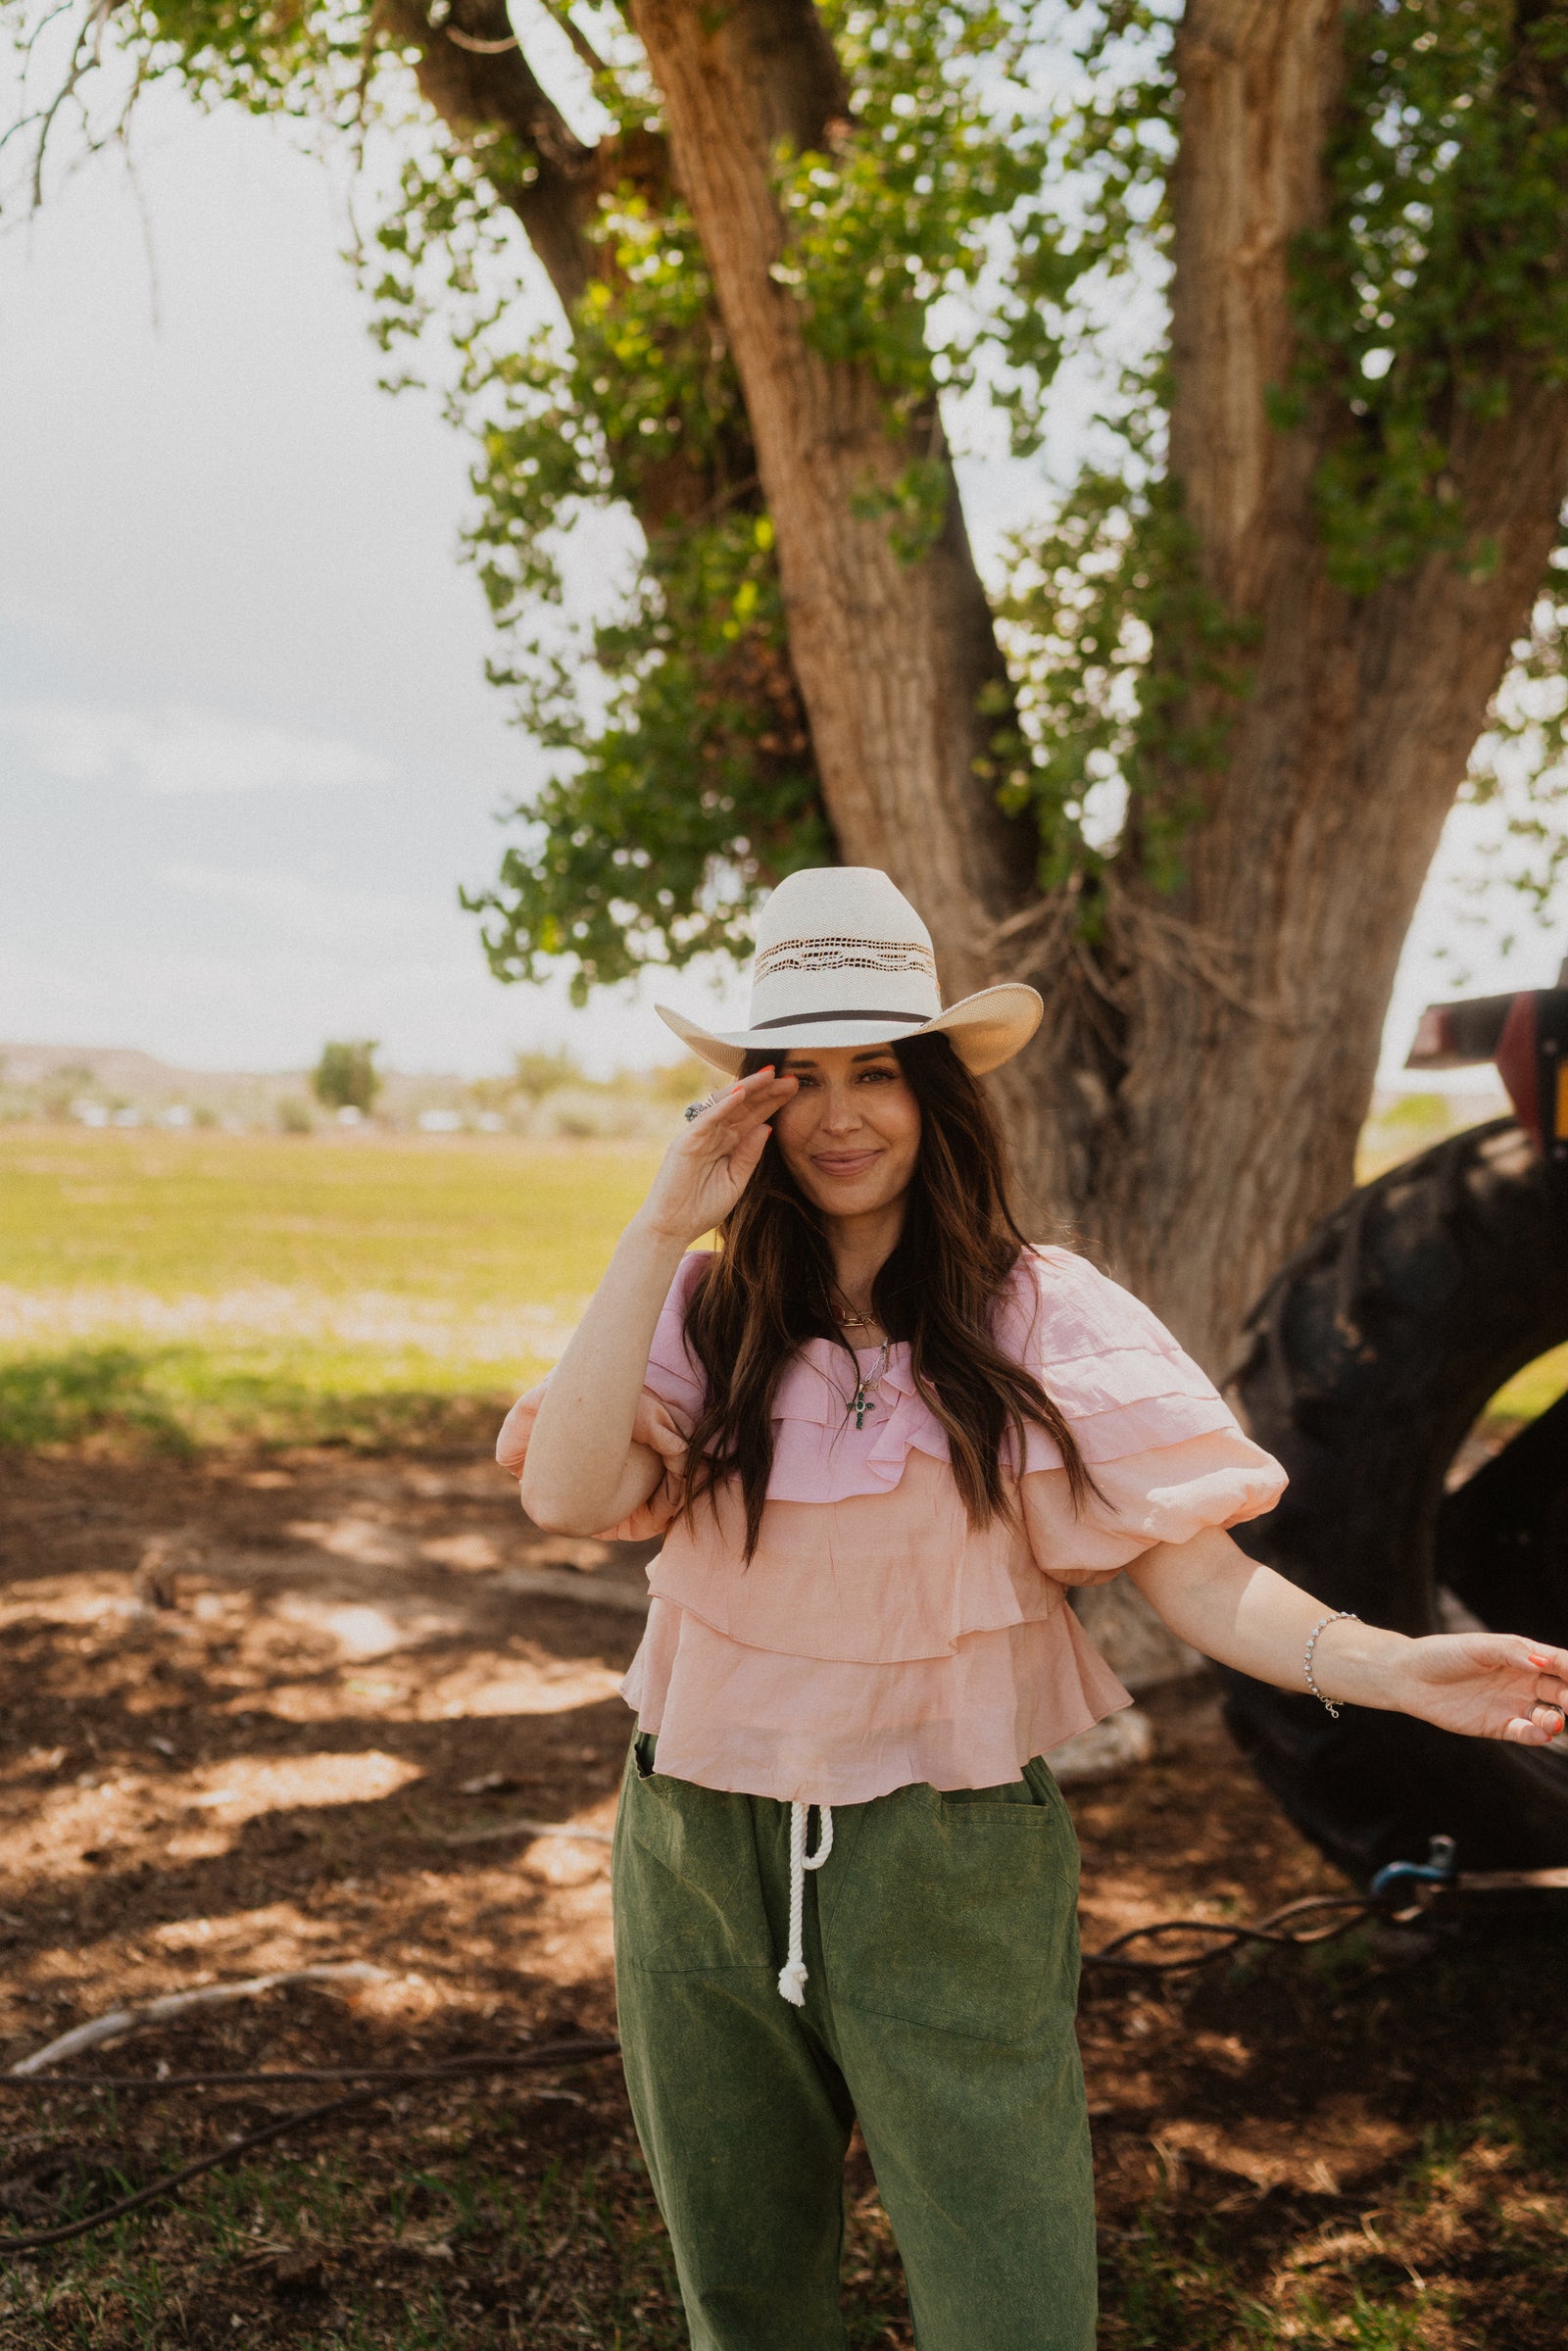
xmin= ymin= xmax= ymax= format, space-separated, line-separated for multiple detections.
xmin=1223 ymin=1116 xmax=1568 ymax=1885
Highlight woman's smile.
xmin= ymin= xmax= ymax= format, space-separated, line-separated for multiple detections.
xmin=810 ymin=1146 xmax=884 ymax=1180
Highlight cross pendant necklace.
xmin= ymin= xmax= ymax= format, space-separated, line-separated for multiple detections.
xmin=850 ymin=1340 xmax=891 ymax=1430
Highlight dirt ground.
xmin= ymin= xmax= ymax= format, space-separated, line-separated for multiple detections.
xmin=3 ymin=1442 xmax=1567 ymax=2348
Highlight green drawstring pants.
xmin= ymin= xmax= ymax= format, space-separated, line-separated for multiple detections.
xmin=612 ymin=1736 xmax=1097 ymax=2351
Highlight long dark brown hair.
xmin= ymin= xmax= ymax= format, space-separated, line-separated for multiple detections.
xmin=677 ymin=1031 xmax=1097 ymax=1557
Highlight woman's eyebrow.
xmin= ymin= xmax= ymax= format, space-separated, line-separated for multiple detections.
xmin=779 ymin=1050 xmax=897 ymax=1072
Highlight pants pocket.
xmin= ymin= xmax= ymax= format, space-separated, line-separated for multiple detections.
xmin=938 ymin=1754 xmax=1070 ymax=1818
xmin=832 ymin=1771 xmax=1080 ymax=2044
xmin=612 ymin=1757 xmax=776 ymax=1978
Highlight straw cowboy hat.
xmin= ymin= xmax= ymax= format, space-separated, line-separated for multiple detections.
xmin=656 ymin=866 xmax=1043 ymax=1078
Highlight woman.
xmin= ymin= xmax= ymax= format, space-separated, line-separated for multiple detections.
xmin=502 ymin=866 xmax=1567 ymax=2351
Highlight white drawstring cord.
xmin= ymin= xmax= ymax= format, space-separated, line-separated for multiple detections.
xmin=776 ymin=1801 xmax=834 ymax=2006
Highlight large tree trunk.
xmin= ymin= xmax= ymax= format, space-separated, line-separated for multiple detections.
xmin=627 ymin=0 xmax=1035 ymax=980
xmin=634 ymin=0 xmax=1568 ymax=1372
xmin=1025 ymin=0 xmax=1568 ymax=1366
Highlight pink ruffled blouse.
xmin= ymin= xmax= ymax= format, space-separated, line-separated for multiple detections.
xmin=496 ymin=1247 xmax=1286 ymax=1808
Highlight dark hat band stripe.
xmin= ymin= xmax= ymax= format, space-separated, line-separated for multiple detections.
xmin=751 ymin=1007 xmax=935 ymax=1031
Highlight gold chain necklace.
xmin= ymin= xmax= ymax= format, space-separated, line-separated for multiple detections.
xmin=830 ymin=1282 xmax=877 ymax=1333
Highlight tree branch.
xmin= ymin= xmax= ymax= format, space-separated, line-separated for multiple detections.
xmin=377 ymin=0 xmax=604 ymax=310
xmin=9 ymin=1964 xmax=394 ymax=2077
xmin=628 ymin=0 xmax=1031 ymax=957
xmin=539 ymin=0 xmax=609 ymax=78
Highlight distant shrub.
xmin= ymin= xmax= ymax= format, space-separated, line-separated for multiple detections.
xmin=39 ymin=1066 xmax=95 ymax=1122
xmin=276 ymin=1097 xmax=315 ymax=1135
xmin=511 ymin=1049 xmax=577 ymax=1102
xmin=646 ymin=1055 xmax=714 ymax=1105
xmin=313 ymin=1040 xmax=381 ymax=1114
xmin=532 ymin=1087 xmax=670 ymax=1140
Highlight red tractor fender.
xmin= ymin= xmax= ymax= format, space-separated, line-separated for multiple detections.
xmin=1407 ymin=970 xmax=1568 ymax=1169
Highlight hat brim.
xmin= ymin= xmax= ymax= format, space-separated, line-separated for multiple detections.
xmin=656 ymin=985 xmax=1044 ymax=1080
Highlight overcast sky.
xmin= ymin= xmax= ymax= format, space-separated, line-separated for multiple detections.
xmin=1 ymin=80 xmax=1562 ymax=1082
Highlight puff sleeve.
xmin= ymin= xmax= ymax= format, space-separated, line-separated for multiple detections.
xmin=495 ymin=1251 xmax=710 ymax=1542
xmin=1000 ymin=1247 xmax=1287 ymax=1586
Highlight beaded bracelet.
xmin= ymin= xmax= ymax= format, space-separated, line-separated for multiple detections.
xmin=1303 ymin=1610 xmax=1357 ymax=1717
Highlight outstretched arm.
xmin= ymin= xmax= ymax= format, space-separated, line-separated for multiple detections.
xmin=1126 ymin=1527 xmax=1568 ymax=1746
xmin=519 ymin=1066 xmax=795 ymax=1536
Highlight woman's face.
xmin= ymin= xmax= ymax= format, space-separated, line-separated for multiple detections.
xmin=770 ymin=1045 xmax=922 ymax=1220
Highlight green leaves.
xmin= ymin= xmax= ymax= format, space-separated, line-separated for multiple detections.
xmin=1294 ymin=0 xmax=1568 ymax=593
xmin=1459 ymin=571 xmax=1568 ymax=926
xmin=465 ymin=503 xmax=828 ymax=999
xmin=443 ymin=176 xmax=826 ymax=993
xmin=122 ymin=0 xmax=378 ymax=121
xmin=777 ymin=3 xmax=1048 ymax=402
xmin=997 ymin=433 xmax=1254 ymax=901
xmin=774 ymin=0 xmax=1139 ymax=444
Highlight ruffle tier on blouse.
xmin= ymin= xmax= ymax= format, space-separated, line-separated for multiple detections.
xmin=496 ymin=1246 xmax=1286 ymax=1806
xmin=620 ymin=1604 xmax=1131 ymax=1803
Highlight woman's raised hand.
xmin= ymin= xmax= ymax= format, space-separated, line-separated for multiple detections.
xmin=1396 ymin=1633 xmax=1568 ymax=1745
xmin=636 ymin=1066 xmax=798 ymax=1249
xmin=516 ymin=1064 xmax=795 ymax=1539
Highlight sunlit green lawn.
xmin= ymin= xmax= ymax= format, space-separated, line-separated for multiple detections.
xmin=1 ymin=1122 xmax=1559 ymax=1452
xmin=0 ymin=1128 xmax=662 ymax=1449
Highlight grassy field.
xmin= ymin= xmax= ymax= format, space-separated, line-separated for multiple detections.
xmin=0 ymin=1129 xmax=662 ymax=1450
xmin=0 ymin=1119 xmax=1561 ymax=1452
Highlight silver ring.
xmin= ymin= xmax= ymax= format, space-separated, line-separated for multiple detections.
xmin=684 ymin=1096 xmax=716 ymax=1122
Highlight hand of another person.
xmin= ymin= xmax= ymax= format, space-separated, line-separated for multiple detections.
xmin=636 ymin=1065 xmax=797 ymax=1249
xmin=1394 ymin=1633 xmax=1568 ymax=1744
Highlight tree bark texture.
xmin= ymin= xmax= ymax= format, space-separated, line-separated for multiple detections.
xmin=631 ymin=0 xmax=1568 ymax=1374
